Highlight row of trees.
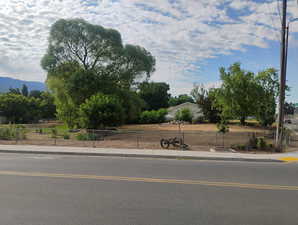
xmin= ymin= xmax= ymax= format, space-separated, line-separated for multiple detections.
xmin=0 ymin=85 xmax=56 ymax=123
xmin=1 ymin=19 xmax=292 ymax=128
xmin=193 ymin=63 xmax=283 ymax=127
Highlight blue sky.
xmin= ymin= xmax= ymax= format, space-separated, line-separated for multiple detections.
xmin=0 ymin=0 xmax=298 ymax=101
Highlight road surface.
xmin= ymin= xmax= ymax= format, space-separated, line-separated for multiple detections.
xmin=0 ymin=153 xmax=298 ymax=225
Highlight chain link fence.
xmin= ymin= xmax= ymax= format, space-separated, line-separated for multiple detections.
xmin=0 ymin=126 xmax=278 ymax=151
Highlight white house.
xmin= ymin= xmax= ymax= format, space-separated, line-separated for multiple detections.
xmin=165 ymin=102 xmax=203 ymax=122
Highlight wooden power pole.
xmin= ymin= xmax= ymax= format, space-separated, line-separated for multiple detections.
xmin=276 ymin=0 xmax=288 ymax=151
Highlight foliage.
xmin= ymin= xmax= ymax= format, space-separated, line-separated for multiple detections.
xmin=175 ymin=108 xmax=193 ymax=123
xmin=0 ymin=125 xmax=26 ymax=140
xmin=29 ymin=90 xmax=43 ymax=98
xmin=217 ymin=120 xmax=229 ymax=134
xmin=8 ymin=87 xmax=21 ymax=95
xmin=51 ymin=128 xmax=58 ymax=138
xmin=169 ymin=94 xmax=194 ymax=106
xmin=21 ymin=84 xmax=29 ymax=97
xmin=55 ymin=99 xmax=79 ymax=129
xmin=216 ymin=63 xmax=258 ymax=125
xmin=0 ymin=93 xmax=41 ymax=123
xmin=114 ymin=89 xmax=145 ymax=124
xmin=76 ymin=132 xmax=98 ymax=141
xmin=138 ymin=82 xmax=170 ymax=110
xmin=254 ymin=68 xmax=279 ymax=127
xmin=8 ymin=85 xmax=29 ymax=97
xmin=256 ymin=137 xmax=267 ymax=149
xmin=191 ymin=84 xmax=221 ymax=123
xmin=39 ymin=92 xmax=56 ymax=120
xmin=42 ymin=19 xmax=155 ymax=126
xmin=284 ymin=102 xmax=295 ymax=115
xmin=63 ymin=133 xmax=70 ymax=139
xmin=139 ymin=109 xmax=168 ymax=124
xmin=0 ymin=91 xmax=56 ymax=124
xmin=79 ymin=93 xmax=125 ymax=129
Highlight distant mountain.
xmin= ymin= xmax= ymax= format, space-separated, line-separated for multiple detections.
xmin=0 ymin=77 xmax=46 ymax=93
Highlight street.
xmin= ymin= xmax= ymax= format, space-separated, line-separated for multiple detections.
xmin=0 ymin=153 xmax=298 ymax=225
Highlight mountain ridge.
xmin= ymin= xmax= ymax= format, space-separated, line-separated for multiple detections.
xmin=0 ymin=77 xmax=46 ymax=92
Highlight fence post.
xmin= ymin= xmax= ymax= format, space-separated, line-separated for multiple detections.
xmin=92 ymin=129 xmax=96 ymax=148
xmin=215 ymin=132 xmax=218 ymax=146
xmin=137 ymin=134 xmax=140 ymax=149
xmin=222 ymin=133 xmax=224 ymax=147
xmin=15 ymin=128 xmax=19 ymax=144
xmin=180 ymin=132 xmax=185 ymax=151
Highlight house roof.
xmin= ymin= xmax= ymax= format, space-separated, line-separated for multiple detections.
xmin=166 ymin=102 xmax=203 ymax=120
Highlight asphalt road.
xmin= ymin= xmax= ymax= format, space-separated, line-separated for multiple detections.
xmin=0 ymin=153 xmax=298 ymax=225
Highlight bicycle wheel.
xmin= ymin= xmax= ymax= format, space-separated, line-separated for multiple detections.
xmin=160 ymin=139 xmax=170 ymax=149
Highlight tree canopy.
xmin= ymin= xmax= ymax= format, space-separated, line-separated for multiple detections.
xmin=169 ymin=94 xmax=194 ymax=106
xmin=41 ymin=19 xmax=156 ymax=128
xmin=138 ymin=82 xmax=170 ymax=110
xmin=216 ymin=63 xmax=258 ymax=125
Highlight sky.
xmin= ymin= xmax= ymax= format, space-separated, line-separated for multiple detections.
xmin=0 ymin=0 xmax=298 ymax=101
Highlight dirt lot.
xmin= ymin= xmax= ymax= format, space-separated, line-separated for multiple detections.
xmin=120 ymin=123 xmax=270 ymax=133
xmin=0 ymin=122 xmax=274 ymax=152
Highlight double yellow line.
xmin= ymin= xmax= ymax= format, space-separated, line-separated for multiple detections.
xmin=0 ymin=170 xmax=298 ymax=191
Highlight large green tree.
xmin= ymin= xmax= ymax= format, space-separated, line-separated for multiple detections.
xmin=191 ymin=84 xmax=221 ymax=123
xmin=41 ymin=19 xmax=155 ymax=127
xmin=138 ymin=82 xmax=170 ymax=110
xmin=216 ymin=63 xmax=257 ymax=125
xmin=254 ymin=68 xmax=279 ymax=126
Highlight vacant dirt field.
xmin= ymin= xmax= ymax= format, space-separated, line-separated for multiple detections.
xmin=0 ymin=122 xmax=275 ymax=152
xmin=120 ymin=123 xmax=271 ymax=133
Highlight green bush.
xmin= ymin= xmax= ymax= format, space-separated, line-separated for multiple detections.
xmin=139 ymin=109 xmax=168 ymax=124
xmin=0 ymin=126 xmax=26 ymax=140
xmin=79 ymin=93 xmax=125 ymax=129
xmin=63 ymin=133 xmax=70 ymax=139
xmin=257 ymin=137 xmax=267 ymax=150
xmin=175 ymin=108 xmax=193 ymax=122
xmin=51 ymin=128 xmax=58 ymax=138
xmin=76 ymin=132 xmax=97 ymax=141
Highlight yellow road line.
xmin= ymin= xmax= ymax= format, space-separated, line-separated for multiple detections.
xmin=279 ymin=157 xmax=298 ymax=163
xmin=0 ymin=170 xmax=298 ymax=191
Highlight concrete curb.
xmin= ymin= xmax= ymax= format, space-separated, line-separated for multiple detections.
xmin=0 ymin=149 xmax=284 ymax=163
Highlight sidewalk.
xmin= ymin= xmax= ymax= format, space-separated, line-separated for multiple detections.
xmin=0 ymin=144 xmax=298 ymax=163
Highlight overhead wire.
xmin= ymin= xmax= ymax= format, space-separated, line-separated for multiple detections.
xmin=277 ymin=0 xmax=283 ymax=24
xmin=265 ymin=0 xmax=282 ymax=41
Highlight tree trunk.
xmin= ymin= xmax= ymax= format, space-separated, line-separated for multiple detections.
xmin=240 ymin=116 xmax=246 ymax=126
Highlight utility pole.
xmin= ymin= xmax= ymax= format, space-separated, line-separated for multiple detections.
xmin=276 ymin=0 xmax=287 ymax=151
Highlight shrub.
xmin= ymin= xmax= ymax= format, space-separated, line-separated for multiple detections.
xmin=79 ymin=93 xmax=125 ymax=129
xmin=63 ymin=133 xmax=70 ymax=139
xmin=192 ymin=116 xmax=205 ymax=124
xmin=175 ymin=108 xmax=193 ymax=122
xmin=217 ymin=119 xmax=229 ymax=134
xmin=76 ymin=132 xmax=97 ymax=141
xmin=51 ymin=128 xmax=58 ymax=138
xmin=0 ymin=126 xmax=26 ymax=140
xmin=257 ymin=137 xmax=267 ymax=150
xmin=139 ymin=109 xmax=168 ymax=124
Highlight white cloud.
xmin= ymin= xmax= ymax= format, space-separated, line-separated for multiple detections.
xmin=0 ymin=0 xmax=297 ymax=94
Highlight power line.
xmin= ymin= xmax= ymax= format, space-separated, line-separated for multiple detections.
xmin=265 ymin=1 xmax=281 ymax=41
xmin=277 ymin=0 xmax=283 ymax=24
